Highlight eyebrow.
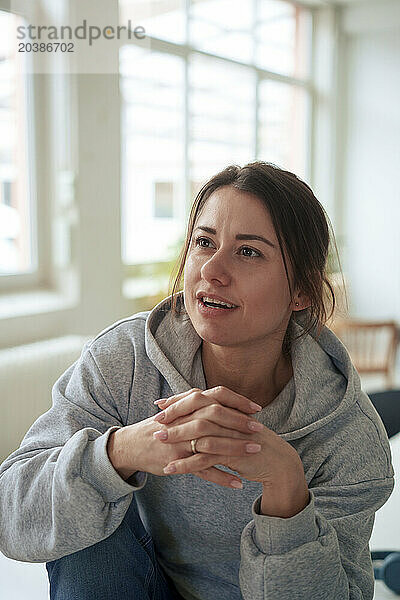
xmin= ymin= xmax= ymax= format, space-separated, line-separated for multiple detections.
xmin=194 ymin=226 xmax=276 ymax=249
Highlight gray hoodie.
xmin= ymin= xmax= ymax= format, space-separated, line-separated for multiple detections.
xmin=0 ymin=293 xmax=394 ymax=600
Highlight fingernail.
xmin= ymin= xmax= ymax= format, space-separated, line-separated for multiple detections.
xmin=154 ymin=412 xmax=165 ymax=422
xmin=153 ymin=430 xmax=168 ymax=440
xmin=163 ymin=464 xmax=176 ymax=474
xmin=230 ymin=480 xmax=243 ymax=489
xmin=248 ymin=420 xmax=263 ymax=431
xmin=250 ymin=402 xmax=263 ymax=412
xmin=154 ymin=399 xmax=166 ymax=405
xmin=246 ymin=443 xmax=262 ymax=453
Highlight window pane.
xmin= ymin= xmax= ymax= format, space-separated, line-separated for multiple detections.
xmin=119 ymin=0 xmax=186 ymax=44
xmin=189 ymin=53 xmax=255 ymax=183
xmin=258 ymin=79 xmax=309 ymax=179
xmin=189 ymin=0 xmax=254 ymax=64
xmin=255 ymin=1 xmax=312 ymax=79
xmin=154 ymin=182 xmax=174 ymax=218
xmin=120 ymin=46 xmax=185 ymax=264
xmin=0 ymin=11 xmax=33 ymax=275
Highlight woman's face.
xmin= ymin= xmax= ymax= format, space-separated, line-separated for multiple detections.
xmin=183 ymin=185 xmax=301 ymax=349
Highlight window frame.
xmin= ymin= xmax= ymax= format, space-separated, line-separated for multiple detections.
xmin=0 ymin=0 xmax=76 ymax=299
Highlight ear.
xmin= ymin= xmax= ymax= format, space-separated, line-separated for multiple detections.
xmin=292 ymin=291 xmax=311 ymax=312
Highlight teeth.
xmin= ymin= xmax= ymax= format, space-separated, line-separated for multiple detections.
xmin=202 ymin=296 xmax=236 ymax=308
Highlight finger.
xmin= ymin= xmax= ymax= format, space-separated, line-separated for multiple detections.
xmin=192 ymin=436 xmax=261 ymax=456
xmin=163 ymin=453 xmax=229 ymax=475
xmin=154 ymin=389 xmax=196 ymax=407
xmin=154 ymin=388 xmax=201 ymax=408
xmin=154 ymin=390 xmax=207 ymax=422
xmin=154 ymin=387 xmax=260 ymax=424
xmin=156 ymin=412 xmax=263 ymax=435
xmin=155 ymin=401 xmax=264 ymax=435
xmin=156 ymin=386 xmax=262 ymax=415
xmin=193 ymin=468 xmax=243 ymax=489
xmin=203 ymin=386 xmax=262 ymax=413
xmin=153 ymin=429 xmax=260 ymax=456
xmin=153 ymin=419 xmax=255 ymax=444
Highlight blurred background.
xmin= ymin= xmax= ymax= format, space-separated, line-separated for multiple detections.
xmin=0 ymin=0 xmax=399 ymax=597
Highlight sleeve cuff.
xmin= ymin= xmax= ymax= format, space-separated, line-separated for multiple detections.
xmin=126 ymin=470 xmax=147 ymax=487
xmin=80 ymin=426 xmax=148 ymax=502
xmin=251 ymin=488 xmax=320 ymax=555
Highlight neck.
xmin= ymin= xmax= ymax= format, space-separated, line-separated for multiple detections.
xmin=201 ymin=338 xmax=293 ymax=409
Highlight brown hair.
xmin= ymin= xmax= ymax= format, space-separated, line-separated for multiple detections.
xmin=169 ymin=161 xmax=346 ymax=355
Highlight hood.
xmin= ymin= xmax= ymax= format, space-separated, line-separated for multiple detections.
xmin=145 ymin=292 xmax=361 ymax=441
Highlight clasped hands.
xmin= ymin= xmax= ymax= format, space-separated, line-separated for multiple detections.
xmin=152 ymin=386 xmax=308 ymax=501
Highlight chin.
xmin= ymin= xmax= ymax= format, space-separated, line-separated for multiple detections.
xmin=193 ymin=321 xmax=244 ymax=347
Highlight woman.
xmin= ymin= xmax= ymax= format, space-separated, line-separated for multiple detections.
xmin=0 ymin=161 xmax=394 ymax=600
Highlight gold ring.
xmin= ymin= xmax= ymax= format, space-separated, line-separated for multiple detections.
xmin=190 ymin=439 xmax=198 ymax=454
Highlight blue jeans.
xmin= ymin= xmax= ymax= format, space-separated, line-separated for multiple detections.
xmin=46 ymin=496 xmax=184 ymax=600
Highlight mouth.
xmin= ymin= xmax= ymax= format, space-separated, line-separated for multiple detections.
xmin=196 ymin=294 xmax=239 ymax=313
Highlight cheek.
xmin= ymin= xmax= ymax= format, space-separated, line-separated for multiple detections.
xmin=183 ymin=256 xmax=193 ymax=282
xmin=183 ymin=255 xmax=199 ymax=298
xmin=249 ymin=271 xmax=290 ymax=308
xmin=184 ymin=253 xmax=201 ymax=279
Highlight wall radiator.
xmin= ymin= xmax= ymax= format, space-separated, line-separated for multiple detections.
xmin=0 ymin=335 xmax=92 ymax=463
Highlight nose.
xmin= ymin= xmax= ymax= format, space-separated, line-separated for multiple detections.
xmin=200 ymin=250 xmax=231 ymax=286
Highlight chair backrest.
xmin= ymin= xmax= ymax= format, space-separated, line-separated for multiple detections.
xmin=331 ymin=320 xmax=399 ymax=389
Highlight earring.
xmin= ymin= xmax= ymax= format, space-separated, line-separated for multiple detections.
xmin=295 ymin=302 xmax=299 ymax=307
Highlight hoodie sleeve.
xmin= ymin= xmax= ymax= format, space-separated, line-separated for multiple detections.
xmin=0 ymin=340 xmax=148 ymax=563
xmin=239 ymin=476 xmax=394 ymax=600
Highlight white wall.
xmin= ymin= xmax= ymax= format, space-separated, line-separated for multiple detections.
xmin=340 ymin=0 xmax=400 ymax=319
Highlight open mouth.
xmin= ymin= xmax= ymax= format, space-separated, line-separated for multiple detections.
xmin=198 ymin=296 xmax=238 ymax=311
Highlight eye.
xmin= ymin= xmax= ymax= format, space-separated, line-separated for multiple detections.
xmin=194 ymin=236 xmax=213 ymax=248
xmin=238 ymin=246 xmax=262 ymax=258
xmin=194 ymin=237 xmax=262 ymax=258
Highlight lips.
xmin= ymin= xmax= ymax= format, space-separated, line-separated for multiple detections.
xmin=196 ymin=292 xmax=238 ymax=307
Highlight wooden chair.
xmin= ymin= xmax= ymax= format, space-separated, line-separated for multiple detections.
xmin=331 ymin=320 xmax=399 ymax=389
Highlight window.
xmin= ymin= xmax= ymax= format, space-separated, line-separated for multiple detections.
xmin=189 ymin=53 xmax=255 ymax=182
xmin=120 ymin=45 xmax=185 ymax=265
xmin=255 ymin=0 xmax=311 ymax=78
xmin=189 ymin=0 xmax=254 ymax=64
xmin=258 ymin=79 xmax=310 ymax=178
xmin=120 ymin=0 xmax=186 ymax=45
xmin=0 ymin=10 xmax=34 ymax=276
xmin=119 ymin=0 xmax=312 ymax=277
xmin=154 ymin=182 xmax=174 ymax=219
